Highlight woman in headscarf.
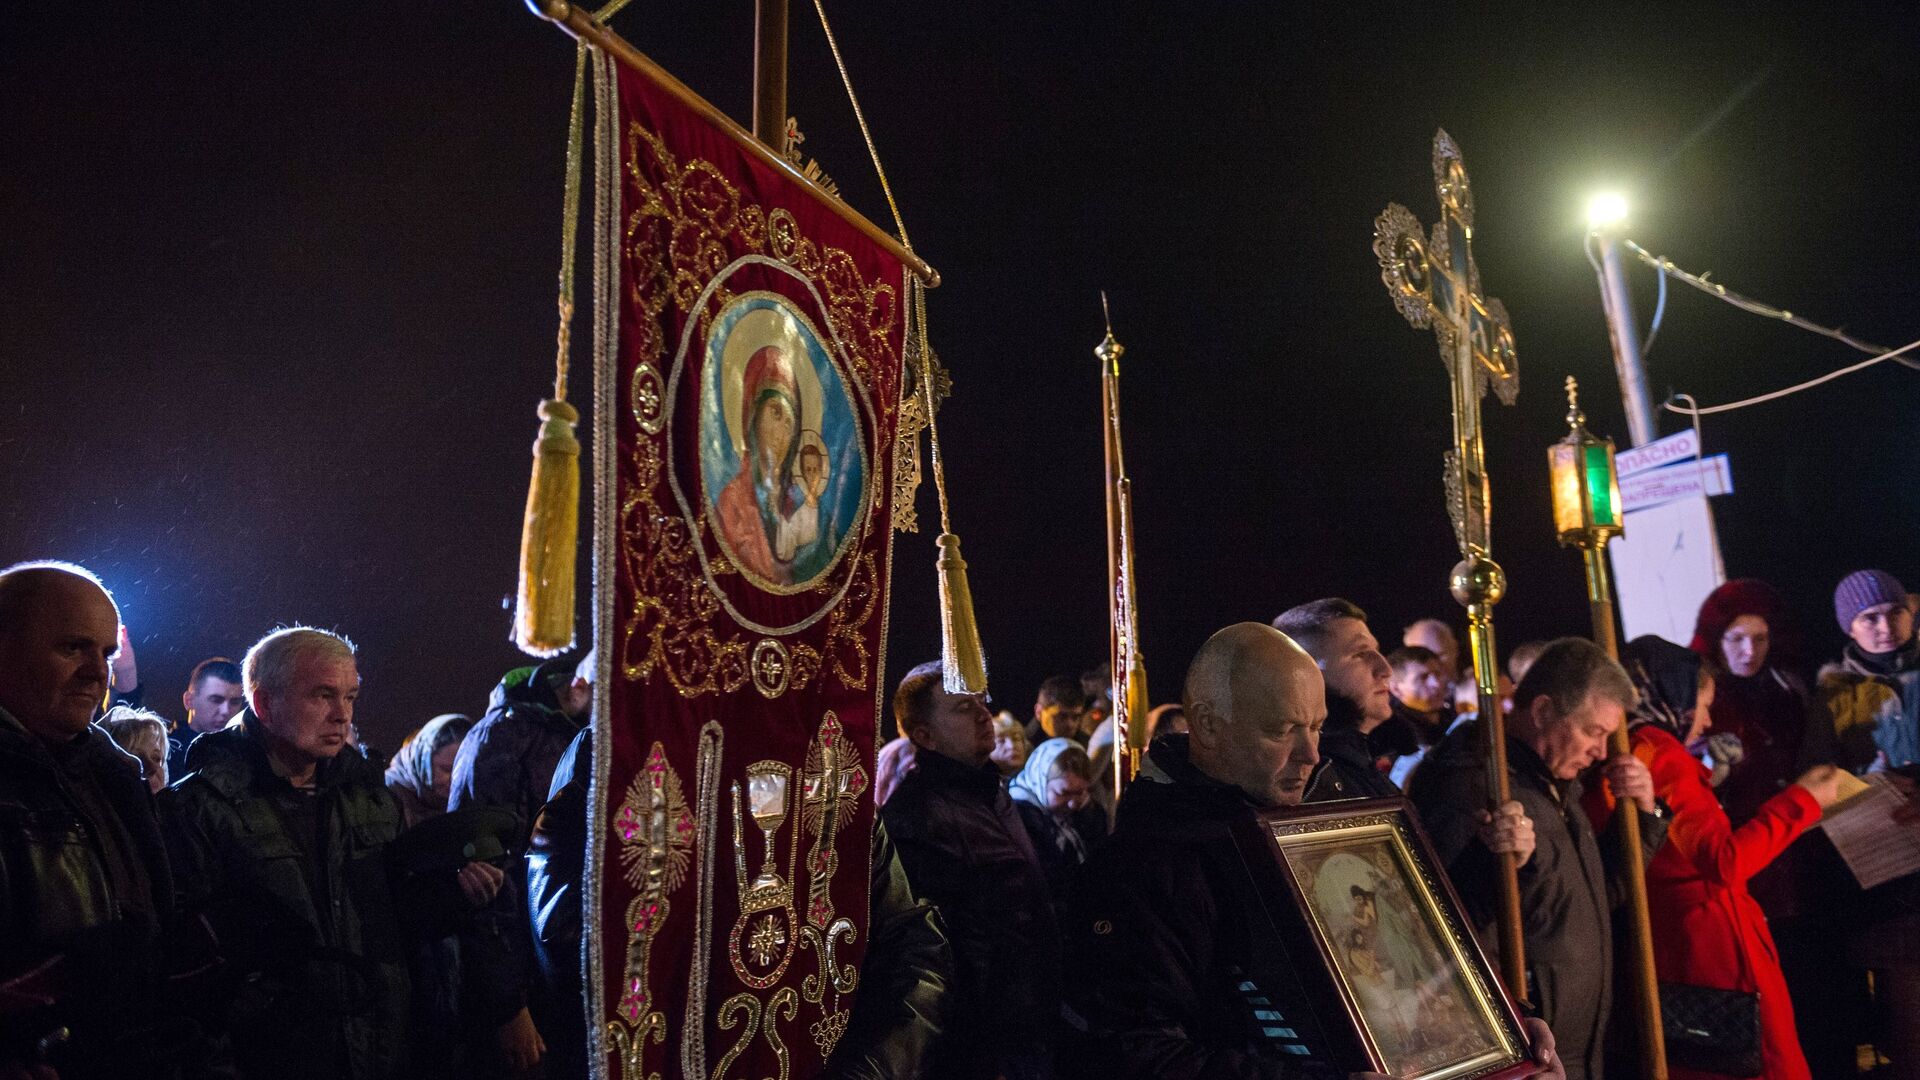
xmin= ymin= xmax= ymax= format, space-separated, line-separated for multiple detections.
xmin=1009 ymin=737 xmax=1097 ymax=915
xmin=1597 ymin=636 xmax=1842 ymax=1080
xmin=1689 ymin=579 xmax=1836 ymax=824
xmin=385 ymin=713 xmax=474 ymax=828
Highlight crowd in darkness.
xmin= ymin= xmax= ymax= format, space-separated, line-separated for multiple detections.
xmin=3 ymin=557 xmax=1918 ymax=1080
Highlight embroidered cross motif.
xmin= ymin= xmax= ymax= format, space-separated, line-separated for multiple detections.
xmin=800 ymin=711 xmax=867 ymax=927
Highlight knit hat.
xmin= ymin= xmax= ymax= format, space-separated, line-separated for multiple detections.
xmin=1833 ymin=569 xmax=1908 ymax=631
xmin=1690 ymin=578 xmax=1798 ymax=670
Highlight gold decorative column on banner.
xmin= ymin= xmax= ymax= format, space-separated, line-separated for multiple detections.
xmin=1372 ymin=129 xmax=1528 ymax=1004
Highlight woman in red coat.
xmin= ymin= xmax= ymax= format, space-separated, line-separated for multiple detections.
xmin=1609 ymin=637 xmax=1844 ymax=1080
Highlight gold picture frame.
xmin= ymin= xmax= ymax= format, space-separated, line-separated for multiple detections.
xmin=1236 ymin=797 xmax=1533 ymax=1080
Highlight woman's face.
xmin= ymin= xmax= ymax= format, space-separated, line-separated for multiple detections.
xmin=139 ymin=739 xmax=167 ymax=794
xmin=990 ymin=721 xmax=1028 ymax=776
xmin=1719 ymin=614 xmax=1770 ymax=677
xmin=753 ymin=398 xmax=796 ymax=467
xmin=1687 ymin=677 xmax=1716 ymax=746
xmin=1046 ymin=769 xmax=1091 ymax=815
xmin=431 ymin=741 xmax=461 ymax=804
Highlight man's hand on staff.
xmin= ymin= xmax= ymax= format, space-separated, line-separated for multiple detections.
xmin=1476 ymin=800 xmax=1536 ymax=866
xmin=1603 ymin=754 xmax=1656 ymax=814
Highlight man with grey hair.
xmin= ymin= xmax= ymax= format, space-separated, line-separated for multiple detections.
xmin=163 ymin=626 xmax=497 ymax=1080
xmin=0 ymin=560 xmax=206 ymax=1077
xmin=1410 ymin=637 xmax=1662 ymax=1080
xmin=1060 ymin=622 xmax=1562 ymax=1079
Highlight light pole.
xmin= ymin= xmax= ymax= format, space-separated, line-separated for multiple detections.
xmin=1548 ymin=376 xmax=1666 ymax=1080
xmin=1587 ymin=194 xmax=1657 ymax=448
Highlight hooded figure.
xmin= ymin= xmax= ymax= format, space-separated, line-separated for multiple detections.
xmin=384 ymin=713 xmax=473 ymax=828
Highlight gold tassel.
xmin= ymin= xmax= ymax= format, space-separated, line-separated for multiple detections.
xmin=513 ymin=42 xmax=593 ymax=658
xmin=936 ymin=533 xmax=987 ymax=694
xmin=514 ymin=397 xmax=580 ymax=656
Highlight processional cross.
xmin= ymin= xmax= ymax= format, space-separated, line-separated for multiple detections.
xmin=1372 ymin=129 xmax=1528 ymax=1002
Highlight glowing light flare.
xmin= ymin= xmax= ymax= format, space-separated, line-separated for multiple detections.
xmin=1586 ymin=192 xmax=1629 ymax=230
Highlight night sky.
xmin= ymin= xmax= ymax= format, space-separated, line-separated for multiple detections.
xmin=6 ymin=2 xmax=1919 ymax=748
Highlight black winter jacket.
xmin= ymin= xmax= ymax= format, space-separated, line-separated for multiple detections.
xmin=1059 ymin=735 xmax=1342 ymax=1080
xmin=1408 ymin=722 xmax=1665 ymax=1080
xmin=0 ymin=709 xmax=205 ymax=1076
xmin=881 ymin=748 xmax=1056 ymax=1079
xmin=163 ymin=714 xmax=410 ymax=1080
xmin=449 ymin=663 xmax=586 ymax=1033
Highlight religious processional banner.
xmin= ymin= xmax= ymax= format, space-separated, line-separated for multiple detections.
xmin=587 ymin=54 xmax=908 ymax=1080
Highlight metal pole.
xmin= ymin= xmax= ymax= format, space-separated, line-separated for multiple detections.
xmin=1592 ymin=228 xmax=1658 ymax=447
xmin=751 ymin=0 xmax=788 ymax=149
xmin=1582 ymin=542 xmax=1668 ymax=1080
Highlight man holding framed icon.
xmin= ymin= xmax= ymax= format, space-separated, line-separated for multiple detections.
xmin=1058 ymin=622 xmax=1562 ymax=1080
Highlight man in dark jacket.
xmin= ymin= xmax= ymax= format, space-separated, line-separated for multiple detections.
xmin=449 ymin=653 xmax=593 ymax=1074
xmin=1410 ymin=637 xmax=1661 ymax=1080
xmin=529 ymin=727 xmax=953 ymax=1079
xmin=163 ymin=627 xmax=413 ymax=1080
xmin=1272 ymin=599 xmax=1416 ymax=800
xmin=1061 ymin=622 xmax=1559 ymax=1080
xmin=0 ymin=561 xmax=214 ymax=1078
xmin=882 ymin=660 xmax=1055 ymax=1080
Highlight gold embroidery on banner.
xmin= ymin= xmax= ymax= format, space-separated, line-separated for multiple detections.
xmin=712 ymin=993 xmax=760 ymax=1080
xmin=727 ymin=762 xmax=800 ymax=988
xmin=680 ymin=722 xmax=724 ymax=1079
xmin=800 ymin=712 xmax=867 ymax=929
xmin=711 ymin=988 xmax=797 ymax=1080
xmin=749 ymin=638 xmax=791 ymax=699
xmin=617 ymin=121 xmax=893 ymax=698
xmin=604 ymin=742 xmax=695 ymax=1079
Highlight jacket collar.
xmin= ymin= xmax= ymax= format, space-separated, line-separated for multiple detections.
xmin=910 ymin=746 xmax=1003 ymax=797
xmin=188 ymin=707 xmax=372 ymax=796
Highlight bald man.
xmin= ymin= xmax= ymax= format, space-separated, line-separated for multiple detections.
xmin=1058 ymin=623 xmax=1561 ymax=1080
xmin=0 ymin=561 xmax=186 ymax=1077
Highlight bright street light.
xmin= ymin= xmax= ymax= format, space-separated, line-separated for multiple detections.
xmin=1587 ymin=192 xmax=1629 ymax=230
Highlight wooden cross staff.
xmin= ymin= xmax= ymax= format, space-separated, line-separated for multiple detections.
xmin=1373 ymin=129 xmax=1528 ymax=1003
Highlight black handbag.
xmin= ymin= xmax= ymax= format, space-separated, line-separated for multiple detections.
xmin=1659 ymin=980 xmax=1762 ymax=1077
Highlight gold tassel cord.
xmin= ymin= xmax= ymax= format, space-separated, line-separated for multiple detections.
xmin=513 ymin=38 xmax=593 ymax=657
xmin=914 ymin=282 xmax=986 ymax=694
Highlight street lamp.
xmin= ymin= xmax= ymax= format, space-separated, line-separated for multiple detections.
xmin=1547 ymin=374 xmax=1667 ymax=1079
xmin=1586 ymin=191 xmax=1629 ymax=230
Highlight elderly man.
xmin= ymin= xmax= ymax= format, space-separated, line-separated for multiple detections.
xmin=1410 ymin=637 xmax=1662 ymax=1080
xmin=163 ymin=627 xmax=501 ymax=1080
xmin=883 ymin=660 xmax=1056 ymax=1080
xmin=1060 ymin=623 xmax=1559 ymax=1080
xmin=0 ymin=561 xmax=194 ymax=1078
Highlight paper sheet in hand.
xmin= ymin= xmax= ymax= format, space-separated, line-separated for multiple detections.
xmin=1818 ymin=774 xmax=1920 ymax=889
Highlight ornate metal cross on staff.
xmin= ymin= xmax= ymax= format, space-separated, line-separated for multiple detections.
xmin=1372 ymin=129 xmax=1528 ymax=1002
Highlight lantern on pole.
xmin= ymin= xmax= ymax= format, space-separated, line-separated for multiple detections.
xmin=1548 ymin=374 xmax=1668 ymax=1079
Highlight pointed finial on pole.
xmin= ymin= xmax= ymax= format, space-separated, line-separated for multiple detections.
xmin=1096 ymin=292 xmax=1124 ymax=374
xmin=1565 ymin=375 xmax=1586 ymax=430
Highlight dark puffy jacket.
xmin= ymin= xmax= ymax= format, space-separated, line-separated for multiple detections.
xmin=448 ymin=662 xmax=587 ymax=1034
xmin=528 ymin=730 xmax=953 ymax=1080
xmin=163 ymin=713 xmax=410 ymax=1080
xmin=881 ymin=748 xmax=1056 ymax=1080
xmin=0 ymin=709 xmax=201 ymax=1077
xmin=1059 ymin=735 xmax=1342 ymax=1080
xmin=1408 ymin=722 xmax=1665 ymax=1080
xmin=1305 ymin=690 xmax=1400 ymax=802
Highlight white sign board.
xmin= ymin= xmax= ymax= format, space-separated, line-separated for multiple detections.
xmin=1619 ymin=454 xmax=1734 ymax=513
xmin=1615 ymin=428 xmax=1701 ymax=479
xmin=1609 ymin=494 xmax=1726 ymax=646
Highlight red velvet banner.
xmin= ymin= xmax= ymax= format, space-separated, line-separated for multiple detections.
xmin=591 ymin=61 xmax=906 ymax=1080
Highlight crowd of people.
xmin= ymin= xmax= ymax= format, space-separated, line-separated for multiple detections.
xmin=4 ymin=555 xmax=1919 ymax=1080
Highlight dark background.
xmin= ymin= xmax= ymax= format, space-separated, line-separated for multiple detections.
xmin=5 ymin=2 xmax=1918 ymax=748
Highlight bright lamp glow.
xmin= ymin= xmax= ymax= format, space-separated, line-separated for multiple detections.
xmin=1586 ymin=192 xmax=1629 ymax=229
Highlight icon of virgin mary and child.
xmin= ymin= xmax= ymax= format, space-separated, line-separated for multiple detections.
xmin=700 ymin=297 xmax=862 ymax=592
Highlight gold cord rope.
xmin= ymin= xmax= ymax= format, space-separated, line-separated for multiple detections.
xmin=913 ymin=282 xmax=952 ymax=533
xmin=807 ymin=0 xmax=912 ymax=252
xmin=551 ymin=0 xmax=640 ymax=404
